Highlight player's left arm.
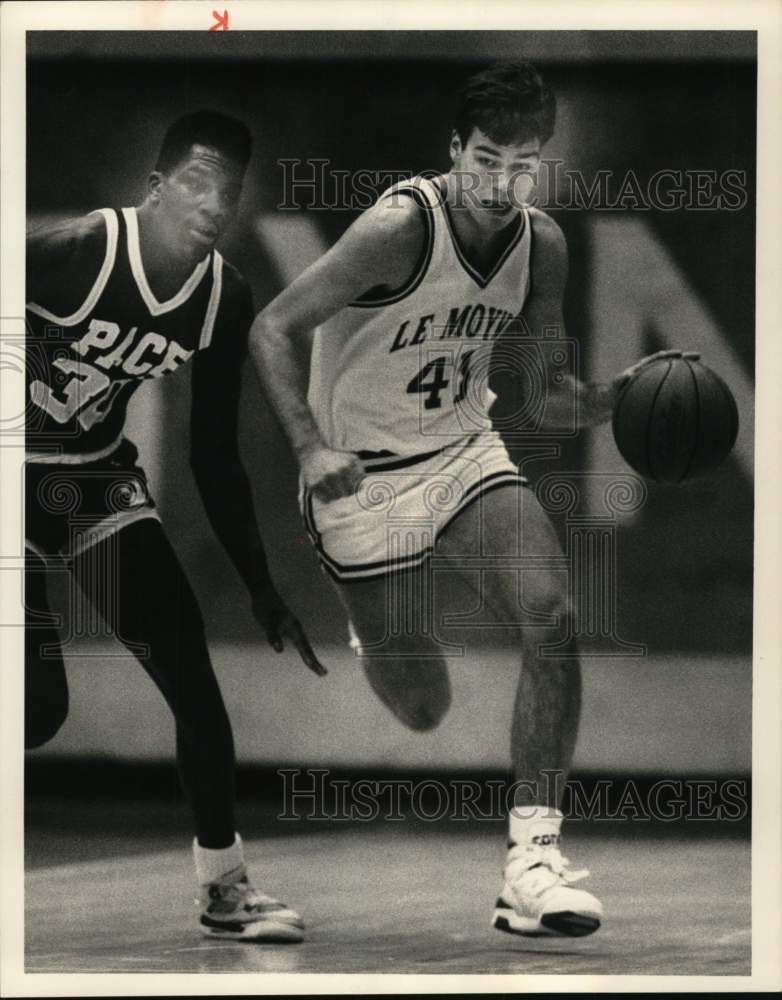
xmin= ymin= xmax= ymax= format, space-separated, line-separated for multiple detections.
xmin=189 ymin=271 xmax=326 ymax=676
xmin=521 ymin=208 xmax=695 ymax=430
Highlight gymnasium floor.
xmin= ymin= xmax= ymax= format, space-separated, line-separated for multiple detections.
xmin=26 ymin=811 xmax=750 ymax=976
xmin=22 ymin=644 xmax=752 ymax=978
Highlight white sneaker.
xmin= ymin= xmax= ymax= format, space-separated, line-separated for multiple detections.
xmin=199 ymin=875 xmax=305 ymax=942
xmin=492 ymin=842 xmax=602 ymax=938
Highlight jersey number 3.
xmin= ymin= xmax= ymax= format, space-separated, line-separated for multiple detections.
xmin=30 ymin=358 xmax=130 ymax=431
xmin=406 ymin=351 xmax=475 ymax=410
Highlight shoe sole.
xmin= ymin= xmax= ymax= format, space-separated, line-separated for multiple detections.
xmin=492 ymin=909 xmax=601 ymax=938
xmin=200 ymin=918 xmax=304 ymax=943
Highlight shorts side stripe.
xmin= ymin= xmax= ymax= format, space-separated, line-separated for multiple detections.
xmin=62 ymin=507 xmax=161 ymax=559
xmin=307 ymin=471 xmax=528 ymax=583
xmin=26 ymin=435 xmax=124 ymax=466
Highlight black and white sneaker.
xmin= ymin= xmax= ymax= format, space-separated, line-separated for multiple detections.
xmin=199 ymin=875 xmax=305 ymax=942
xmin=492 ymin=842 xmax=602 ymax=938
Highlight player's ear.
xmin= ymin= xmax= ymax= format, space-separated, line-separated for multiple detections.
xmin=449 ymin=131 xmax=462 ymax=166
xmin=147 ymin=171 xmax=164 ymax=203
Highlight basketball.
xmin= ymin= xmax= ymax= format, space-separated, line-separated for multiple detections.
xmin=612 ymin=357 xmax=739 ymax=483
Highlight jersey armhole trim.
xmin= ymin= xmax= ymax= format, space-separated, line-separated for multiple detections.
xmin=27 ymin=208 xmax=118 ymax=326
xmin=199 ymin=251 xmax=224 ymax=350
xmin=349 ymin=186 xmax=435 ymax=309
xmin=525 ymin=209 xmax=534 ymax=302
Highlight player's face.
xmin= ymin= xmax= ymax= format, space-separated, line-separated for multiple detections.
xmin=450 ymin=127 xmax=541 ymax=230
xmin=150 ymin=144 xmax=244 ymax=255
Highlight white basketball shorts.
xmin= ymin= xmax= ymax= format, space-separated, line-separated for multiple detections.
xmin=300 ymin=430 xmax=527 ymax=583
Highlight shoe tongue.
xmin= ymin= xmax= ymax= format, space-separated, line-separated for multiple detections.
xmin=505 ymin=849 xmax=559 ymax=887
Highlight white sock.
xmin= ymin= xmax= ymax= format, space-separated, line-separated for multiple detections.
xmin=193 ymin=832 xmax=246 ymax=886
xmin=508 ymin=805 xmax=563 ymax=849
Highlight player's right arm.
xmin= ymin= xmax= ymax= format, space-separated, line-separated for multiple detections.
xmin=26 ymin=213 xmax=106 ymax=310
xmin=248 ymin=197 xmax=424 ymax=502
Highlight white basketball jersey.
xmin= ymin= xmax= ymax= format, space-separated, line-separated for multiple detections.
xmin=308 ymin=175 xmax=532 ymax=457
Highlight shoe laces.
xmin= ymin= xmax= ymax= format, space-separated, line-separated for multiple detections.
xmin=198 ymin=876 xmax=281 ymax=911
xmin=505 ymin=842 xmax=590 ymax=885
xmin=226 ymin=877 xmax=282 ymax=909
xmin=241 ymin=881 xmax=281 ymax=910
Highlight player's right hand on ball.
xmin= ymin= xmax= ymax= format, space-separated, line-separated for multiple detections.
xmin=299 ymin=444 xmax=364 ymax=502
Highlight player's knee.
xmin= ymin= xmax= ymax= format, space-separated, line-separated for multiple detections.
xmin=390 ymin=682 xmax=452 ymax=731
xmin=361 ymin=659 xmax=452 ymax=731
xmin=25 ymin=711 xmax=67 ymax=749
xmin=530 ymin=574 xmax=573 ymax=623
xmin=401 ymin=696 xmax=450 ymax=732
xmin=356 ymin=631 xmax=453 ymax=732
xmin=25 ymin=637 xmax=69 ymax=749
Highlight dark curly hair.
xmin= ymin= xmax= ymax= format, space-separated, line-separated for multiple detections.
xmin=155 ymin=110 xmax=252 ymax=174
xmin=454 ymin=61 xmax=556 ymax=147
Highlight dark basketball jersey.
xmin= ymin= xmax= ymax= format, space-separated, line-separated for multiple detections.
xmin=26 ymin=207 xmax=226 ymax=461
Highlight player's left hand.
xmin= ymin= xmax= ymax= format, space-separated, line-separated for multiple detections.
xmin=251 ymin=589 xmax=328 ymax=676
xmin=612 ymin=349 xmax=701 ymax=394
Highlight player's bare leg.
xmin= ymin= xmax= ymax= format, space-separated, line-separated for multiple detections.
xmin=436 ymin=482 xmax=601 ymax=937
xmin=436 ymin=483 xmax=581 ymax=807
xmin=334 ymin=570 xmax=452 ymax=732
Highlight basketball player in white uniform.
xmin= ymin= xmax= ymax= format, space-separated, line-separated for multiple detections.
xmin=249 ymin=62 xmax=684 ymax=937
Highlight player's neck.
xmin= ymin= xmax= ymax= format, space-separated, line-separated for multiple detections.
xmin=135 ymin=203 xmax=206 ymax=298
xmin=444 ymin=173 xmax=518 ymax=259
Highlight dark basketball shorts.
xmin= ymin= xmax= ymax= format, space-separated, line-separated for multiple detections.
xmin=25 ymin=438 xmax=161 ymax=560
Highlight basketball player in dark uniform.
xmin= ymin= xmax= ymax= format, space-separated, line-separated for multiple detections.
xmin=25 ymin=112 xmax=323 ymax=942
